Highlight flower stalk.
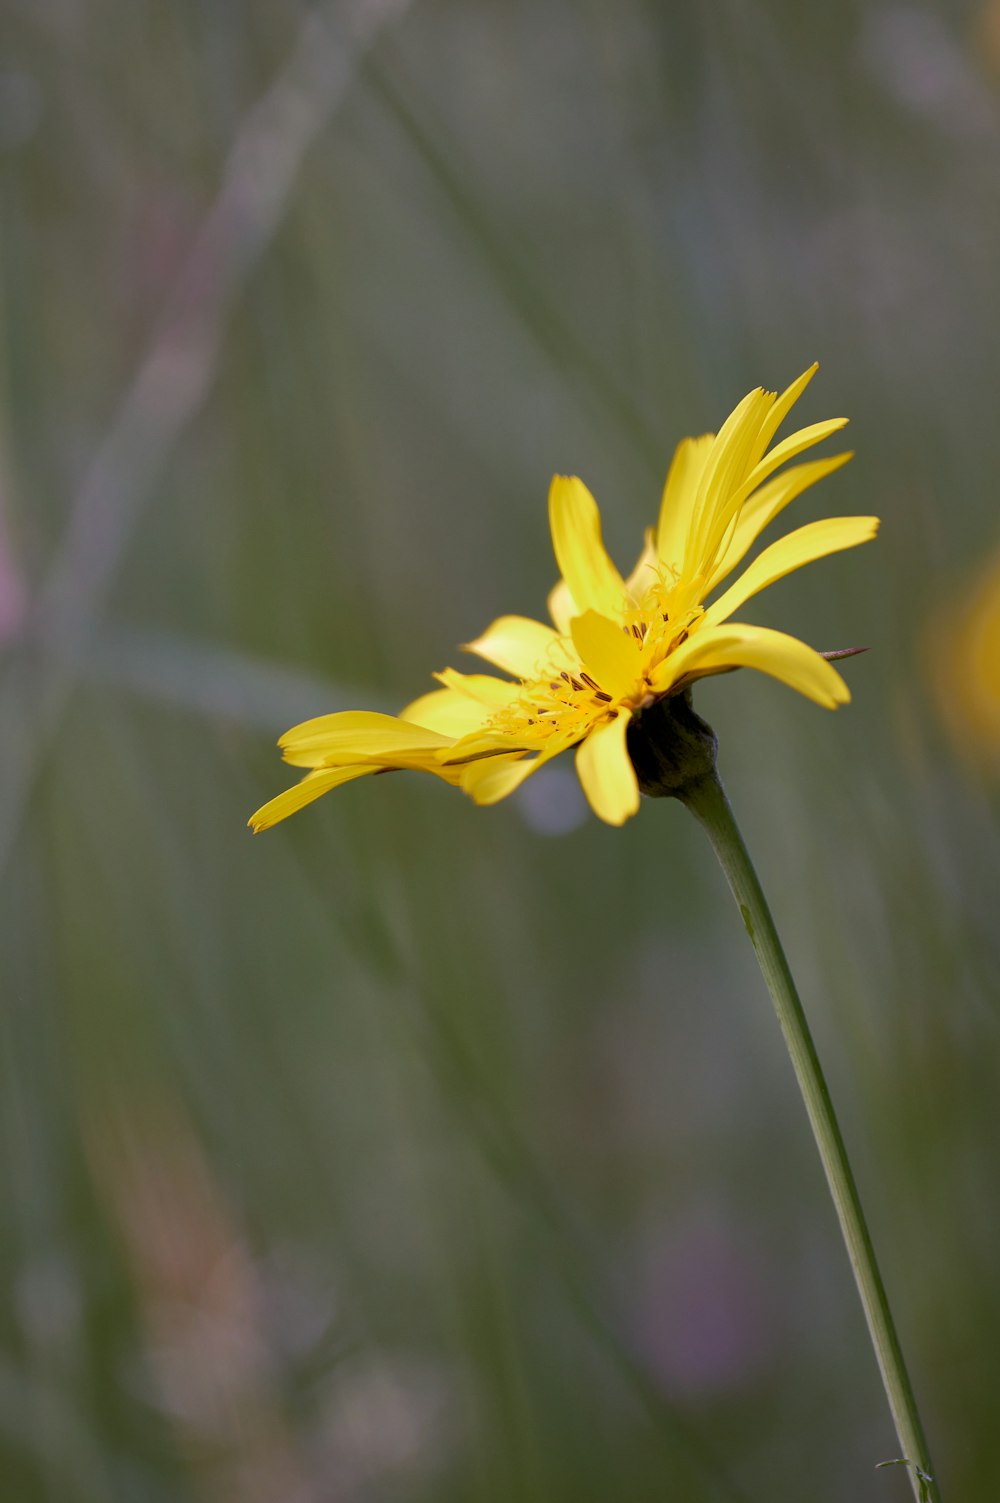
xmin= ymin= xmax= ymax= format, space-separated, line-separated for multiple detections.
xmin=678 ymin=766 xmax=939 ymax=1503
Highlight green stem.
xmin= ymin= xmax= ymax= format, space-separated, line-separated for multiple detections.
xmin=681 ymin=770 xmax=939 ymax=1503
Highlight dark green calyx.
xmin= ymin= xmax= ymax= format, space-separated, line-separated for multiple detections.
xmin=626 ymin=690 xmax=718 ymax=800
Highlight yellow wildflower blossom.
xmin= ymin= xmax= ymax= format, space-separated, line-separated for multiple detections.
xmin=931 ymin=541 xmax=1000 ymax=758
xmin=250 ymin=364 xmax=877 ymax=832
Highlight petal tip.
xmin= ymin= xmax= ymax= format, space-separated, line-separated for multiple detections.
xmin=828 ymin=674 xmax=853 ymax=708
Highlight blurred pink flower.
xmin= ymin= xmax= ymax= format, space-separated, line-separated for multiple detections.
xmin=630 ymin=1205 xmax=774 ymax=1398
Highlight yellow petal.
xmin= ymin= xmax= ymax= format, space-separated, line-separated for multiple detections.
xmin=707 ymin=451 xmax=854 ymax=590
xmin=461 ymin=753 xmax=538 ymax=805
xmin=434 ymin=668 xmax=522 ymax=707
xmin=626 ymin=528 xmax=659 ymax=597
xmin=740 ymin=417 xmax=848 ymax=498
xmin=655 ymin=433 xmax=714 ymax=573
xmin=400 ymin=686 xmax=493 ymax=736
xmin=464 ymin=614 xmax=569 ymax=677
xmin=570 ymin=609 xmax=642 ymax=701
xmin=442 ymin=731 xmax=532 ymax=763
xmin=460 ymin=721 xmax=581 ymax=802
xmin=249 ymin=765 xmax=376 ymax=832
xmin=548 ymin=577 xmax=578 ymax=634
xmin=704 ymin=516 xmax=880 ymax=627
xmin=650 ymin=623 xmax=850 ymax=708
xmin=684 ymin=388 xmax=776 ymax=573
xmin=745 ymin=363 xmax=818 ymax=469
xmin=548 ymin=475 xmax=630 ymax=619
xmin=575 ymin=711 xmax=639 ymax=825
xmin=700 ymin=401 xmax=848 ymax=577
xmin=279 ymin=710 xmax=453 ymax=768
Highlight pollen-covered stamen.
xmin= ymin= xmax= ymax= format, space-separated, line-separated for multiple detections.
xmin=627 ymin=572 xmax=707 ymax=670
xmin=486 ymin=660 xmax=620 ymax=744
xmin=578 ymin=671 xmax=613 ymax=702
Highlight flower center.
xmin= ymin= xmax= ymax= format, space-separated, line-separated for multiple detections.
xmin=484 ymin=589 xmax=709 ymax=752
xmin=627 ymin=583 xmax=705 ymax=677
xmin=487 ymin=667 xmax=616 ymax=744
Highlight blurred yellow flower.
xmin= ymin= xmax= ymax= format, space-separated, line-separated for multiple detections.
xmin=933 ymin=542 xmax=1000 ymax=756
xmin=250 ymin=364 xmax=877 ymax=832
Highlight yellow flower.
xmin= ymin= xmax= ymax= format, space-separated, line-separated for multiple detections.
xmin=931 ymin=541 xmax=1000 ymax=759
xmin=250 ymin=364 xmax=877 ymax=832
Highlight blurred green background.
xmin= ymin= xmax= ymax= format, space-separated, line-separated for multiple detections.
xmin=3 ymin=2 xmax=999 ymax=1499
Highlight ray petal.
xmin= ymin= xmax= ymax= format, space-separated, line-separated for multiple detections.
xmin=746 ymin=363 xmax=818 ymax=468
xmin=434 ymin=668 xmax=522 ymax=706
xmin=741 ymin=417 xmax=848 ymax=497
xmin=548 ymin=577 xmax=578 ymax=634
xmin=570 ymin=609 xmax=643 ymax=701
xmin=707 ymin=451 xmax=854 ymax=589
xmin=400 ymin=686 xmax=494 ymax=737
xmin=548 ymin=475 xmax=630 ymax=619
xmin=442 ymin=731 xmax=532 ymax=764
xmin=461 ymin=753 xmax=539 ymax=805
xmin=249 ymin=764 xmax=377 ymax=832
xmin=650 ymin=623 xmax=851 ymax=708
xmin=279 ymin=710 xmax=454 ymax=768
xmin=704 ymin=516 xmax=880 ymax=627
xmin=464 ymin=614 xmax=570 ymax=677
xmin=460 ymin=720 xmax=582 ymax=802
xmin=575 ymin=711 xmax=640 ymax=825
xmin=626 ymin=527 xmax=659 ymax=597
xmin=684 ymin=389 xmax=775 ymax=574
xmin=655 ymin=433 xmax=714 ymax=574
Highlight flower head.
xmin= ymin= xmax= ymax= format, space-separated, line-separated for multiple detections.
xmin=931 ymin=540 xmax=1000 ymax=760
xmin=250 ymin=364 xmax=877 ymax=832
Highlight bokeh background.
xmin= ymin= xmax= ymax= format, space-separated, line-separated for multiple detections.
xmin=3 ymin=2 xmax=999 ymax=1499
